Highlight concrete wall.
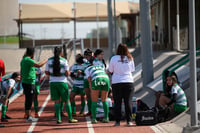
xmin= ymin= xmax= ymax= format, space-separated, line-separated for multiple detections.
xmin=0 ymin=0 xmax=18 ymax=36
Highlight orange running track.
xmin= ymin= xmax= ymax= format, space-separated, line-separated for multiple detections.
xmin=0 ymin=90 xmax=155 ymax=133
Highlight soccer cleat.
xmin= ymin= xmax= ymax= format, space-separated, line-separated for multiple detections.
xmin=102 ymin=118 xmax=109 ymax=123
xmin=68 ymin=119 xmax=78 ymax=123
xmin=1 ymin=117 xmax=8 ymax=122
xmin=91 ymin=119 xmax=97 ymax=124
xmin=57 ymin=120 xmax=62 ymax=124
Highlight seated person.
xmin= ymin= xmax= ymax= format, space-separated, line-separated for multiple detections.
xmin=159 ymin=74 xmax=187 ymax=114
xmin=155 ymin=71 xmax=179 ymax=107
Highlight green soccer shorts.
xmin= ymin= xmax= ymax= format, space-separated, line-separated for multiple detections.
xmin=50 ymin=82 xmax=69 ymax=101
xmin=91 ymin=77 xmax=110 ymax=91
xmin=173 ymin=103 xmax=187 ymax=113
xmin=71 ymin=86 xmax=85 ymax=95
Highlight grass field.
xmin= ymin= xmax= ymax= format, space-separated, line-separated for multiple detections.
xmin=0 ymin=36 xmax=19 ymax=44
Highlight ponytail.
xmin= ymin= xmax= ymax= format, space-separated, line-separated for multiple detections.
xmin=53 ymin=47 xmax=62 ymax=76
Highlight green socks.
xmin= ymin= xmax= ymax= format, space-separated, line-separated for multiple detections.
xmin=71 ymin=101 xmax=76 ymax=114
xmin=80 ymin=100 xmax=86 ymax=113
xmin=103 ymin=101 xmax=109 ymax=120
xmin=34 ymin=100 xmax=39 ymax=113
xmin=87 ymin=98 xmax=92 ymax=112
xmin=54 ymin=103 xmax=61 ymax=121
xmin=65 ymin=102 xmax=73 ymax=119
xmin=1 ymin=105 xmax=7 ymax=118
xmin=60 ymin=101 xmax=64 ymax=112
xmin=91 ymin=102 xmax=97 ymax=120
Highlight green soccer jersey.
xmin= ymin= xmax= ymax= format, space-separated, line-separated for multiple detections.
xmin=85 ymin=66 xmax=109 ymax=81
xmin=92 ymin=58 xmax=105 ymax=70
xmin=20 ymin=56 xmax=36 ymax=84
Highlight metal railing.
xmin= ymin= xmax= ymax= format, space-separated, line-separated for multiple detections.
xmin=126 ymin=34 xmax=141 ymax=46
xmin=162 ymin=46 xmax=200 ymax=92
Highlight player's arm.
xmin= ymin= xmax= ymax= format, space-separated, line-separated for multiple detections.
xmin=33 ymin=59 xmax=48 ymax=68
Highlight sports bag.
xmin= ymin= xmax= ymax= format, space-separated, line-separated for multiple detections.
xmin=135 ymin=109 xmax=158 ymax=125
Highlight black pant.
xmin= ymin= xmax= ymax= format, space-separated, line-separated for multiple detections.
xmin=22 ymin=83 xmax=35 ymax=110
xmin=112 ymin=83 xmax=134 ymax=122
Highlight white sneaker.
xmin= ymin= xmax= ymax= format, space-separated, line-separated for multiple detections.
xmin=127 ymin=122 xmax=133 ymax=126
xmin=26 ymin=116 xmax=37 ymax=123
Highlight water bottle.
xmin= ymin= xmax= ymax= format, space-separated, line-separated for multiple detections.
xmin=132 ymin=96 xmax=137 ymax=119
xmin=121 ymin=99 xmax=125 ymax=116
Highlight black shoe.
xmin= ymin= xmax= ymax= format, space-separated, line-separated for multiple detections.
xmin=114 ymin=121 xmax=120 ymax=126
xmin=5 ymin=115 xmax=11 ymax=119
xmin=1 ymin=117 xmax=8 ymax=122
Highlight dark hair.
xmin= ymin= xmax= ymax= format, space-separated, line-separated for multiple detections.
xmin=11 ymin=72 xmax=20 ymax=79
xmin=76 ymin=54 xmax=84 ymax=64
xmin=116 ymin=43 xmax=133 ymax=62
xmin=53 ymin=47 xmax=62 ymax=76
xmin=94 ymin=49 xmax=103 ymax=57
xmin=84 ymin=48 xmax=93 ymax=56
xmin=170 ymin=74 xmax=178 ymax=84
xmin=62 ymin=44 xmax=67 ymax=59
xmin=23 ymin=48 xmax=35 ymax=59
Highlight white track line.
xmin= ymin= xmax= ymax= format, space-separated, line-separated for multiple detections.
xmin=86 ymin=116 xmax=95 ymax=133
xmin=27 ymin=94 xmax=50 ymax=133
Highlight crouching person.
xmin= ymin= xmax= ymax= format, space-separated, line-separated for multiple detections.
xmin=1 ymin=72 xmax=20 ymax=122
xmin=159 ymin=74 xmax=187 ymax=114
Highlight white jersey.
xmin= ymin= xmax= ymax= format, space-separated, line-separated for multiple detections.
xmin=1 ymin=79 xmax=16 ymax=94
xmin=171 ymin=84 xmax=187 ymax=106
xmin=45 ymin=56 xmax=69 ymax=83
xmin=109 ymin=55 xmax=135 ymax=84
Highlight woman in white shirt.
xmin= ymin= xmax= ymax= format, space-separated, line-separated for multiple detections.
xmin=109 ymin=43 xmax=135 ymax=126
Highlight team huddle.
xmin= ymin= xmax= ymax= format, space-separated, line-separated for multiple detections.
xmin=18 ymin=44 xmax=136 ymax=126
xmin=0 ymin=46 xmax=114 ymax=125
xmin=0 ymin=43 xmax=188 ymax=127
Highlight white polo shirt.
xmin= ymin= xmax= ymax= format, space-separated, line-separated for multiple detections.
xmin=109 ymin=55 xmax=135 ymax=84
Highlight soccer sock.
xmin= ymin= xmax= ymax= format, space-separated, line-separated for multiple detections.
xmin=103 ymin=101 xmax=109 ymax=120
xmin=34 ymin=100 xmax=39 ymax=113
xmin=71 ymin=101 xmax=76 ymax=114
xmin=87 ymin=98 xmax=92 ymax=112
xmin=65 ymin=102 xmax=73 ymax=120
xmin=60 ymin=101 xmax=64 ymax=113
xmin=1 ymin=105 xmax=7 ymax=118
xmin=91 ymin=102 xmax=97 ymax=120
xmin=80 ymin=100 xmax=86 ymax=113
xmin=54 ymin=103 xmax=61 ymax=121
